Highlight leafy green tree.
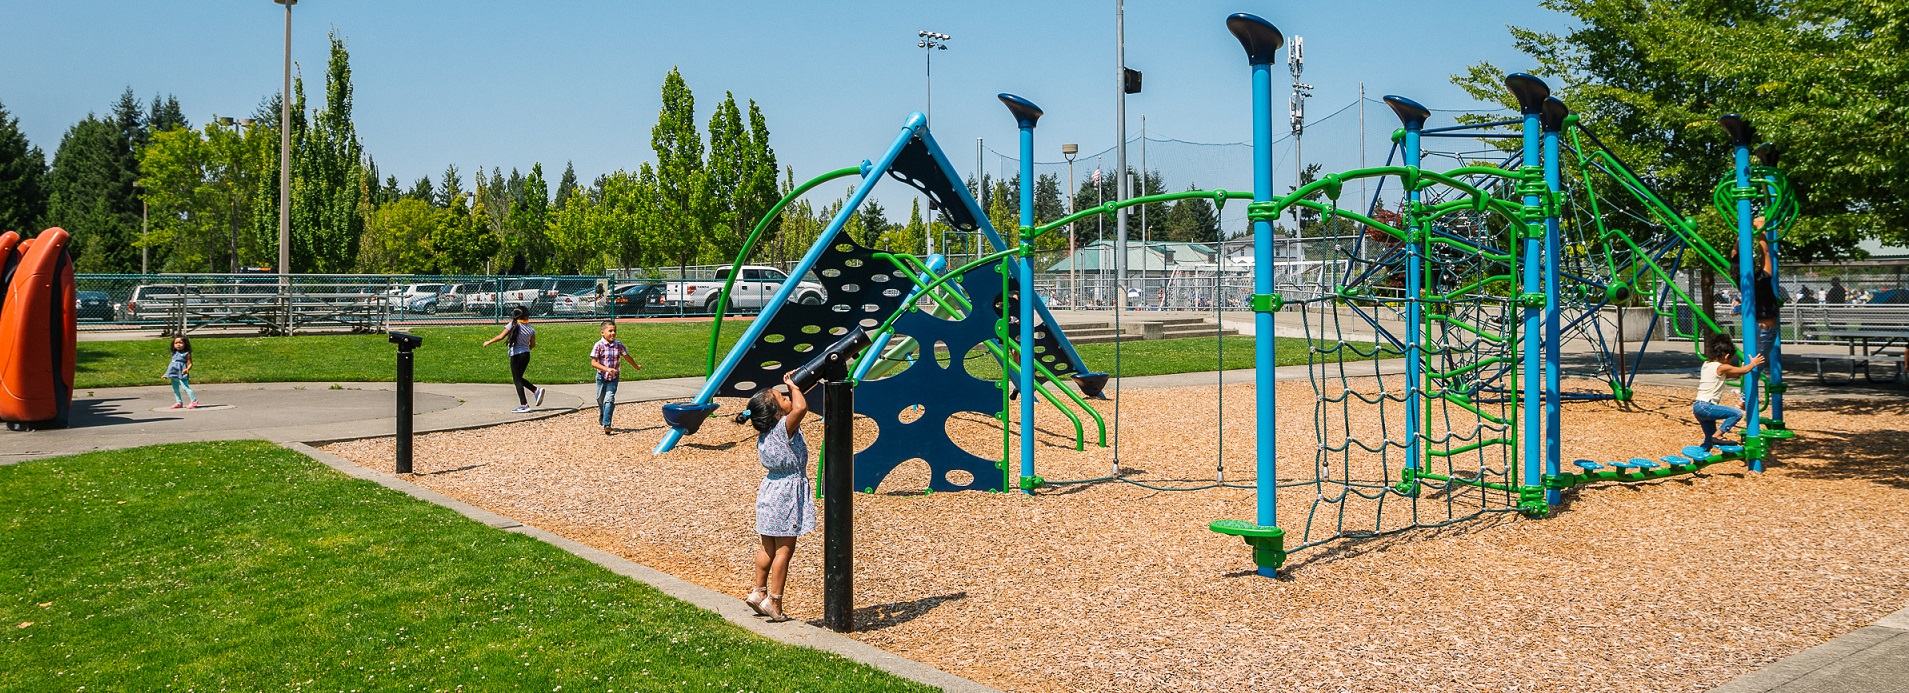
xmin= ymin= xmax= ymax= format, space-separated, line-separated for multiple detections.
xmin=357 ymin=197 xmax=439 ymax=273
xmin=289 ymin=30 xmax=367 ymax=273
xmin=506 ymin=162 xmax=550 ymax=272
xmin=1455 ymin=0 xmax=1908 ymax=260
xmin=652 ymin=67 xmax=708 ymax=275
xmin=740 ymin=100 xmax=780 ymax=257
xmin=436 ymin=165 xmax=462 ymax=208
xmin=138 ymin=121 xmax=275 ymax=272
xmin=43 ymin=116 xmax=139 ymax=272
xmin=705 ymin=92 xmax=747 ymax=260
xmin=1161 ymin=185 xmax=1222 ymax=244
xmin=430 ymin=190 xmax=496 ymax=274
xmin=0 ymin=99 xmax=48 ymax=234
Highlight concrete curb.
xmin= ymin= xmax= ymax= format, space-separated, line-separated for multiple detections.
xmin=282 ymin=441 xmax=999 ymax=693
xmin=1709 ymin=605 xmax=1909 ymax=693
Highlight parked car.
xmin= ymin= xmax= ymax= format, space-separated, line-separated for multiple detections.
xmin=386 ymin=283 xmax=444 ymax=313
xmin=660 ymin=266 xmax=826 ymax=313
xmin=553 ymin=286 xmax=607 ymax=315
xmin=76 ymin=291 xmax=116 ymax=321
xmin=407 ymin=293 xmax=440 ymax=314
xmin=119 ymin=284 xmax=202 ymax=321
xmin=437 ymin=283 xmax=483 ymax=313
xmin=608 ymin=282 xmax=668 ymax=316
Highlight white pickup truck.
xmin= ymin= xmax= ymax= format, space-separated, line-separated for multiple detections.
xmin=662 ymin=265 xmax=827 ymax=313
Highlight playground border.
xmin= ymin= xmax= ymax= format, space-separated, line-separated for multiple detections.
xmin=1708 ymin=604 xmax=1909 ymax=693
xmin=282 ymin=441 xmax=1000 ymax=693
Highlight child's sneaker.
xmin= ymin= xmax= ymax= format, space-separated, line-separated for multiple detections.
xmin=534 ymin=387 xmax=546 ymax=407
xmin=511 ymin=405 xmax=531 ymax=413
xmin=604 ymin=426 xmax=613 ymax=436
xmin=187 ymin=401 xmax=199 ymax=409
xmin=170 ymin=402 xmax=184 ymax=409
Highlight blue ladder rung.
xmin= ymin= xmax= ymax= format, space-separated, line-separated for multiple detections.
xmin=1573 ymin=459 xmax=1603 ymax=471
xmin=1629 ymin=457 xmax=1658 ymax=469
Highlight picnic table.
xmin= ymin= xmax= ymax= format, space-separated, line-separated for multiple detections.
xmin=1802 ymin=328 xmax=1907 ymax=384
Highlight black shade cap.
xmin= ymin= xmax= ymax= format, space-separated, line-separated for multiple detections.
xmin=1384 ymin=95 xmax=1431 ymax=131
xmin=998 ymin=93 xmax=1044 ymax=129
xmin=1505 ymin=73 xmax=1550 ymax=114
xmin=1754 ymin=142 xmax=1779 ymax=167
xmin=1540 ymin=96 xmax=1569 ymax=133
xmin=1718 ymin=114 xmax=1756 ymax=147
xmin=1226 ymin=13 xmax=1285 ymax=66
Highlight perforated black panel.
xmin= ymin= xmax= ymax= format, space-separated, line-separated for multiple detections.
xmin=715 ymin=229 xmax=913 ymax=400
xmin=885 ymin=135 xmax=979 ymax=234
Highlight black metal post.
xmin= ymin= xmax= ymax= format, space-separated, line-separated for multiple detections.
xmin=388 ymin=331 xmax=423 ymax=474
xmin=822 ymin=375 xmax=855 ymax=633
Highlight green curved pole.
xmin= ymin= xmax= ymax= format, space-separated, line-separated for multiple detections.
xmin=704 ymin=165 xmax=864 ymax=376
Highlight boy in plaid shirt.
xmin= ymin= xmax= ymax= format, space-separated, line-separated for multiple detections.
xmin=590 ymin=320 xmax=642 ymax=434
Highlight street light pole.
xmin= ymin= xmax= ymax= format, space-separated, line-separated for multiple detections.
xmin=1114 ymin=0 xmax=1129 ymax=310
xmin=1063 ymin=143 xmax=1078 ymax=306
xmin=917 ymin=30 xmax=949 ymax=259
xmin=274 ymin=0 xmax=296 ymax=335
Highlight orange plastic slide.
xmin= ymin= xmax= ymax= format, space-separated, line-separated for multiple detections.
xmin=0 ymin=228 xmax=78 ymax=428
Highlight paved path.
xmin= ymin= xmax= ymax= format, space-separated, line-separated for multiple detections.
xmin=1710 ymin=606 xmax=1909 ymax=693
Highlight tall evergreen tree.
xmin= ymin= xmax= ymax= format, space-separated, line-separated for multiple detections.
xmin=111 ymin=88 xmax=145 ymax=148
xmin=0 ymin=99 xmax=49 ymax=233
xmin=43 ymin=115 xmax=140 ymax=271
xmin=147 ymin=94 xmax=188 ymax=134
xmin=553 ymin=161 xmax=579 ymax=211
xmin=406 ymin=176 xmax=435 ymax=203
xmin=507 ymin=163 xmax=550 ymax=273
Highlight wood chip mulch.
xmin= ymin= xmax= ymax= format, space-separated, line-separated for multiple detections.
xmin=322 ymin=381 xmax=1909 ymax=692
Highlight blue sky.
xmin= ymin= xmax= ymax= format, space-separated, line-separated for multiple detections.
xmin=3 ymin=0 xmax=1572 ymax=220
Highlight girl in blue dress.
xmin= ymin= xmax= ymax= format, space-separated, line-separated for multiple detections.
xmin=733 ymin=371 xmax=812 ymax=622
xmin=163 ymin=337 xmax=196 ymax=409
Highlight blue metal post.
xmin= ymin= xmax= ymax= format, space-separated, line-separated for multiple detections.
xmin=1507 ymin=75 xmax=1546 ymax=510
xmin=1726 ymin=118 xmax=1764 ymax=472
xmin=1384 ymin=95 xmax=1429 ymax=486
xmin=1249 ymin=55 xmax=1277 ymax=535
xmin=1540 ymin=97 xmax=1566 ymax=506
xmin=998 ymin=93 xmax=1043 ymax=494
xmin=655 ymin=114 xmax=924 ymax=454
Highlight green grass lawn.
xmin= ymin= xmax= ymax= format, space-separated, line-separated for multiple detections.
xmin=77 ymin=322 xmax=1398 ymax=389
xmin=0 ymin=441 xmax=932 ymax=692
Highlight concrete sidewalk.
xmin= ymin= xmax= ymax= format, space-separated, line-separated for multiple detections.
xmin=1710 ymin=606 xmax=1909 ymax=693
xmin=0 ymin=377 xmax=704 ymax=463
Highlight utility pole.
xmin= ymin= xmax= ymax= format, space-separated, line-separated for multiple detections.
xmin=1288 ymin=36 xmax=1313 ymax=288
xmin=1114 ymin=0 xmax=1130 ymax=310
xmin=275 ymin=0 xmax=295 ymax=282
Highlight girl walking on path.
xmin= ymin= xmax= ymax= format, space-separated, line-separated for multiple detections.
xmin=734 ymin=371 xmax=813 ymax=623
xmin=482 ymin=306 xmax=545 ymax=413
xmin=163 ymin=337 xmax=197 ymax=409
xmin=1695 ymin=333 xmax=1765 ymax=452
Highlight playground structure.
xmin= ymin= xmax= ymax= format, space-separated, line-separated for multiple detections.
xmin=0 ymin=227 xmax=78 ymax=430
xmin=655 ymin=12 xmax=1798 ymax=578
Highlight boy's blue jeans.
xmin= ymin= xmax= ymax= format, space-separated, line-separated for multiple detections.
xmin=1693 ymin=400 xmax=1743 ymax=447
xmin=595 ymin=375 xmax=618 ymax=427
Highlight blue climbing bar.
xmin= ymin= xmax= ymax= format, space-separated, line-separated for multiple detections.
xmin=1506 ymin=73 xmax=1547 ymax=514
xmin=1539 ymin=95 xmax=1569 ymax=506
xmin=1385 ymin=95 xmax=1430 ymax=486
xmin=1208 ymin=13 xmax=1287 ymax=579
xmin=1720 ymin=114 xmax=1763 ymax=473
xmin=999 ymin=93 xmax=1043 ymax=494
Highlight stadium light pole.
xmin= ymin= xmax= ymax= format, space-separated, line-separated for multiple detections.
xmin=274 ymin=0 xmax=295 ymax=281
xmin=918 ymin=30 xmax=949 ymax=259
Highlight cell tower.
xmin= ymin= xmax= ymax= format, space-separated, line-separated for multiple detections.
xmin=1288 ymin=36 xmax=1313 ymax=253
